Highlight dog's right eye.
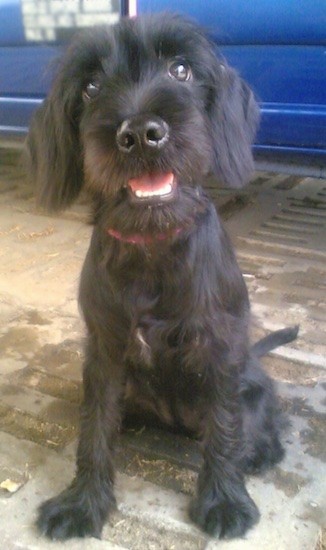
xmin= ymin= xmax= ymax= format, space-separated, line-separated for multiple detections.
xmin=168 ymin=59 xmax=192 ymax=82
xmin=83 ymin=82 xmax=100 ymax=100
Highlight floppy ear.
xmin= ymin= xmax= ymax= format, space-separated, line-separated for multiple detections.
xmin=27 ymin=66 xmax=83 ymax=211
xmin=208 ymin=63 xmax=260 ymax=188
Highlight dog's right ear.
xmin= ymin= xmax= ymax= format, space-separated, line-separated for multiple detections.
xmin=27 ymin=67 xmax=83 ymax=211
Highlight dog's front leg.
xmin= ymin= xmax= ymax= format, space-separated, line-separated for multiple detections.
xmin=37 ymin=336 xmax=124 ymax=540
xmin=190 ymin=371 xmax=259 ymax=538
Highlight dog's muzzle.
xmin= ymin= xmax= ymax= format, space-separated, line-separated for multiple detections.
xmin=116 ymin=115 xmax=169 ymax=154
xmin=116 ymin=115 xmax=176 ymax=205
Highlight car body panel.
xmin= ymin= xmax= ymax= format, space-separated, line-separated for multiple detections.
xmin=137 ymin=0 xmax=326 ymax=45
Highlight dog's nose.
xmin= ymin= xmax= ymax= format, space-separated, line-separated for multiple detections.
xmin=116 ymin=116 xmax=169 ymax=153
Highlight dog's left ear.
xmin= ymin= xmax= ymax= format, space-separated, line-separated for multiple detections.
xmin=207 ymin=62 xmax=260 ymax=188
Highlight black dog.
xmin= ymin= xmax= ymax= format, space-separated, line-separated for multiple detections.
xmin=27 ymin=14 xmax=298 ymax=540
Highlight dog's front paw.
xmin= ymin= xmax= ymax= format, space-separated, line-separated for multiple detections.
xmin=37 ymin=486 xmax=115 ymax=540
xmin=189 ymin=489 xmax=259 ymax=538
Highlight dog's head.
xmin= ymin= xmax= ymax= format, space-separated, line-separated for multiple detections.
xmin=28 ymin=13 xmax=259 ymax=232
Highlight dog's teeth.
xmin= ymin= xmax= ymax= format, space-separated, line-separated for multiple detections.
xmin=134 ymin=183 xmax=172 ymax=198
xmin=161 ymin=183 xmax=172 ymax=195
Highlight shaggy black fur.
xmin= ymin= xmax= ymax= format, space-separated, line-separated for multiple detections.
xmin=27 ymin=13 xmax=298 ymax=540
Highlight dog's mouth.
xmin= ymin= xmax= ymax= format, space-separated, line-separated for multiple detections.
xmin=127 ymin=172 xmax=177 ymax=205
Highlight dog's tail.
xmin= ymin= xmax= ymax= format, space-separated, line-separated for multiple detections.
xmin=252 ymin=326 xmax=299 ymax=358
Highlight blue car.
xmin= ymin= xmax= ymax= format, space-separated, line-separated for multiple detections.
xmin=0 ymin=0 xmax=325 ymax=174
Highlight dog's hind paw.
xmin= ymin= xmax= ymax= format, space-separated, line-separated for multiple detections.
xmin=36 ymin=486 xmax=113 ymax=540
xmin=189 ymin=490 xmax=259 ymax=538
xmin=242 ymin=441 xmax=285 ymax=475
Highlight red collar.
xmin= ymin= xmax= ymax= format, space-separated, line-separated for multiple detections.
xmin=107 ymin=227 xmax=182 ymax=245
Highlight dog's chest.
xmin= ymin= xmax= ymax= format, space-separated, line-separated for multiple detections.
xmin=125 ymin=313 xmax=206 ymax=391
xmin=124 ymin=323 xmax=206 ymax=433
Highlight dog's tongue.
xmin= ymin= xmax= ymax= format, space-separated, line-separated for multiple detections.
xmin=128 ymin=172 xmax=174 ymax=198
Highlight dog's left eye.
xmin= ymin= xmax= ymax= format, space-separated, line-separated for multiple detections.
xmin=83 ymin=82 xmax=100 ymax=100
xmin=168 ymin=59 xmax=192 ymax=82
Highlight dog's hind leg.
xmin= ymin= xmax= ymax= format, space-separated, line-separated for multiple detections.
xmin=238 ymin=326 xmax=298 ymax=474
xmin=239 ymin=357 xmax=286 ymax=475
xmin=36 ymin=336 xmax=125 ymax=540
